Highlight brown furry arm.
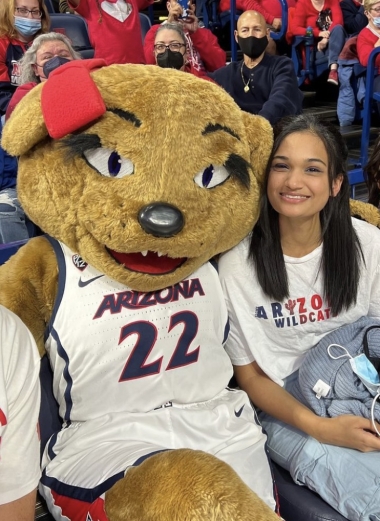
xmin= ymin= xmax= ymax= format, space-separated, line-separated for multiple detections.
xmin=350 ymin=199 xmax=380 ymax=227
xmin=0 ymin=237 xmax=58 ymax=355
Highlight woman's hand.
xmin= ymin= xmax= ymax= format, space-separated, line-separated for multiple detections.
xmin=167 ymin=2 xmax=183 ymax=22
xmin=182 ymin=3 xmax=199 ymax=32
xmin=319 ymin=30 xmax=330 ymax=38
xmin=313 ymin=415 xmax=380 ymax=452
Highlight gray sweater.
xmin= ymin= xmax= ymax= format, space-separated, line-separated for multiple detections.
xmin=287 ymin=316 xmax=380 ymax=422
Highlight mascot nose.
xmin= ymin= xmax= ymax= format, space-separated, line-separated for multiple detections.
xmin=138 ymin=203 xmax=184 ymax=237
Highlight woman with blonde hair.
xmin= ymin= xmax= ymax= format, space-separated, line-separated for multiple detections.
xmin=0 ymin=0 xmax=49 ymax=115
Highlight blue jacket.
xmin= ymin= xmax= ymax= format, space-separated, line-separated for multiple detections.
xmin=209 ymin=55 xmax=303 ymax=126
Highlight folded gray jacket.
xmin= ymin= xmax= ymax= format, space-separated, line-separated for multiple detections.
xmin=287 ymin=316 xmax=380 ymax=422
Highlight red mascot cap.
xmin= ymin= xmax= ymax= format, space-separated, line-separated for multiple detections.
xmin=41 ymin=58 xmax=107 ymax=139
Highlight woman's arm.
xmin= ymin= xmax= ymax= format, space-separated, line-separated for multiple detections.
xmin=0 ymin=491 xmax=37 ymax=521
xmin=235 ymin=361 xmax=380 ymax=452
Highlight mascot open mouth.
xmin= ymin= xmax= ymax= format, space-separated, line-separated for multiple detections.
xmin=107 ymin=249 xmax=187 ymax=275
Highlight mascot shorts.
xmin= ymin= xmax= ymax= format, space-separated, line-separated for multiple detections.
xmin=39 ymin=387 xmax=276 ymax=521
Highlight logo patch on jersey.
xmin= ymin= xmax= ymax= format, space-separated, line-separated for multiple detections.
xmin=234 ymin=405 xmax=245 ymax=417
xmin=11 ymin=60 xmax=22 ymax=86
xmin=78 ymin=275 xmax=104 ymax=288
xmin=94 ymin=278 xmax=205 ymax=318
xmin=72 ymin=254 xmax=88 ymax=271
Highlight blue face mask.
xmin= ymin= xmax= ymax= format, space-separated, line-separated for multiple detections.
xmin=372 ymin=15 xmax=380 ymax=27
xmin=14 ymin=16 xmax=41 ymax=38
xmin=328 ymin=343 xmax=380 ymax=396
xmin=350 ymin=354 xmax=380 ymax=396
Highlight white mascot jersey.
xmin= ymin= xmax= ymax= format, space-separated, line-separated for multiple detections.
xmin=40 ymin=239 xmax=275 ymax=521
xmin=45 ymin=239 xmax=232 ymax=421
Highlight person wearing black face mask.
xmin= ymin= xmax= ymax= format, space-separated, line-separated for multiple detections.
xmin=208 ymin=10 xmax=303 ymax=126
xmin=153 ymin=23 xmax=214 ymax=81
xmin=154 ymin=26 xmax=187 ymax=71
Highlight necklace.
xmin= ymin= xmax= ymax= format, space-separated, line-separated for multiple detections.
xmin=240 ymin=62 xmax=250 ymax=93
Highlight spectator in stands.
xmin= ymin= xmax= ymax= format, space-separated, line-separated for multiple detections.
xmin=218 ymin=0 xmax=284 ymax=32
xmin=0 ymin=304 xmax=41 ymax=521
xmin=364 ymin=134 xmax=380 ymax=207
xmin=0 ymin=0 xmax=49 ymax=115
xmin=357 ymin=0 xmax=380 ymax=106
xmin=6 ymin=31 xmax=81 ymax=119
xmin=153 ymin=22 xmax=213 ymax=80
xmin=0 ymin=32 xmax=81 ymax=245
xmin=144 ymin=0 xmax=226 ymax=73
xmin=219 ymin=113 xmax=380 ymax=521
xmin=340 ymin=0 xmax=368 ymax=35
xmin=209 ymin=11 xmax=303 ymax=126
xmin=67 ymin=0 xmax=154 ymax=65
xmin=291 ymin=0 xmax=345 ymax=85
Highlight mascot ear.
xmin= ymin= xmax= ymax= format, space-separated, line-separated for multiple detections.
xmin=1 ymin=83 xmax=48 ymax=156
xmin=241 ymin=112 xmax=273 ymax=183
xmin=2 ymin=59 xmax=107 ymax=156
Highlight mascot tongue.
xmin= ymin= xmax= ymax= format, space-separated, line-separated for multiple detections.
xmin=108 ymin=249 xmax=186 ymax=274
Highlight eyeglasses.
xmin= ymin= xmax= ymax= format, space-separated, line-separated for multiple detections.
xmin=36 ymin=52 xmax=72 ymax=66
xmin=14 ymin=7 xmax=42 ymax=18
xmin=371 ymin=6 xmax=380 ymax=13
xmin=154 ymin=42 xmax=185 ymax=53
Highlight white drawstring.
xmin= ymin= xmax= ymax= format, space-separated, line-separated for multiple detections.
xmin=370 ymin=391 xmax=380 ymax=437
xmin=327 ymin=343 xmax=352 ymax=360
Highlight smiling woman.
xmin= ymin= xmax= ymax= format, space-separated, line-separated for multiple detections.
xmin=218 ymin=113 xmax=380 ymax=520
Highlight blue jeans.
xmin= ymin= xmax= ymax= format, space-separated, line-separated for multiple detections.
xmin=259 ymin=372 xmax=380 ymax=521
xmin=0 ymin=187 xmax=29 ymax=244
xmin=316 ymin=24 xmax=346 ymax=67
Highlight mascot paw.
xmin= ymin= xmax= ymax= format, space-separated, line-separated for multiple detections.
xmin=104 ymin=449 xmax=278 ymax=521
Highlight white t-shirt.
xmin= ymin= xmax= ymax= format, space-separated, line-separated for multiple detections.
xmin=0 ymin=305 xmax=41 ymax=504
xmin=219 ymin=218 xmax=380 ymax=386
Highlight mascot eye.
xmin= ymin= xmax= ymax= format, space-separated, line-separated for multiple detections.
xmin=84 ymin=148 xmax=134 ymax=178
xmin=194 ymin=164 xmax=230 ymax=189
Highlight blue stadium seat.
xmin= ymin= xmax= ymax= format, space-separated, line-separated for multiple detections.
xmin=0 ymin=238 xmax=28 ymax=264
xmin=290 ymin=34 xmax=329 ymax=87
xmin=139 ymin=12 xmax=152 ymax=43
xmin=44 ymin=0 xmax=56 ymax=13
xmin=49 ymin=13 xmax=94 ymax=59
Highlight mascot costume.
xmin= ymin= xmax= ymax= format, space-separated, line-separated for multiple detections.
xmin=0 ymin=60 xmax=281 ymax=521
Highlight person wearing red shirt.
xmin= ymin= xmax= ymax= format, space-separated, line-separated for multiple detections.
xmin=219 ymin=0 xmax=282 ymax=31
xmin=68 ymin=0 xmax=154 ymax=65
xmin=291 ymin=0 xmax=345 ymax=84
xmin=152 ymin=22 xmax=214 ymax=80
xmin=0 ymin=0 xmax=49 ymax=114
xmin=357 ymin=0 xmax=380 ymax=112
xmin=144 ymin=0 xmax=226 ymax=73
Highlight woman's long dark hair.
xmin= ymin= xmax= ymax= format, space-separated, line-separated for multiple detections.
xmin=249 ymin=114 xmax=363 ymax=316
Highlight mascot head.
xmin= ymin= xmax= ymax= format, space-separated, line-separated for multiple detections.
xmin=2 ymin=60 xmax=272 ymax=291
